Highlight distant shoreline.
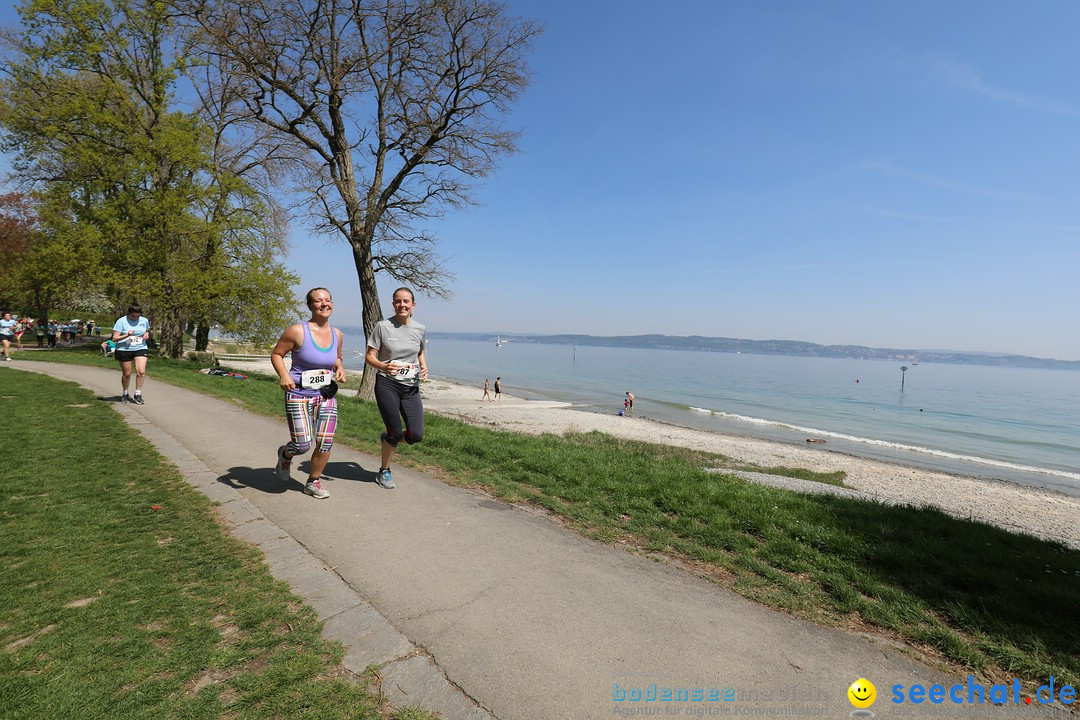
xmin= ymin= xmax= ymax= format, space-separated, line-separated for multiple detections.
xmin=402 ymin=330 xmax=1080 ymax=371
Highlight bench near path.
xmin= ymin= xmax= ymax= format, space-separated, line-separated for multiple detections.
xmin=12 ymin=362 xmax=1034 ymax=720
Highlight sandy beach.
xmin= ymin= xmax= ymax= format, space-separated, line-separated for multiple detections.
xmin=223 ymin=358 xmax=1080 ymax=550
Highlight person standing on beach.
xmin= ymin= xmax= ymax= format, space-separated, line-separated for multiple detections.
xmin=365 ymin=287 xmax=428 ymax=490
xmin=494 ymin=377 xmax=502 ymax=400
xmin=625 ymin=391 xmax=634 ymax=410
xmin=270 ymin=287 xmax=346 ymax=500
xmin=111 ymin=304 xmax=151 ymax=404
xmin=482 ymin=378 xmax=491 ymax=401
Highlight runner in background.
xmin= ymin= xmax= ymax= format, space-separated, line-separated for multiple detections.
xmin=111 ymin=304 xmax=151 ymax=404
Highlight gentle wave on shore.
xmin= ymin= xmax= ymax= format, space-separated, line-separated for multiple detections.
xmin=687 ymin=405 xmax=1080 ymax=486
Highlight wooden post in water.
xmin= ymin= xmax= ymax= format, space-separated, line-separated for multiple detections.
xmin=900 ymin=365 xmax=908 ymax=390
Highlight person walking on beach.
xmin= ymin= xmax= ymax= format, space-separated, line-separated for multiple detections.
xmin=494 ymin=377 xmax=502 ymax=400
xmin=625 ymin=391 xmax=634 ymax=410
xmin=365 ymin=287 xmax=428 ymax=490
xmin=270 ymin=287 xmax=346 ymax=500
xmin=482 ymin=378 xmax=491 ymax=401
xmin=0 ymin=312 xmax=15 ymax=361
xmin=111 ymin=304 xmax=151 ymax=404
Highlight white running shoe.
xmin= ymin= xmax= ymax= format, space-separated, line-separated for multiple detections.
xmin=304 ymin=477 xmax=330 ymax=499
xmin=274 ymin=445 xmax=292 ymax=482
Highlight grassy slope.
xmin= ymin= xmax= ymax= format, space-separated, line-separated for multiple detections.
xmin=0 ymin=367 xmax=430 ymax=719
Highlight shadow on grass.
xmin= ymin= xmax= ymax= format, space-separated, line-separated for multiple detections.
xmin=800 ymin=492 xmax=1079 ymax=680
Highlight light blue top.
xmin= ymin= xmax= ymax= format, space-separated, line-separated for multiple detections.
xmin=112 ymin=315 xmax=150 ymax=351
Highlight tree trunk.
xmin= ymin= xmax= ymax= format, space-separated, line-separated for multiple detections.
xmin=195 ymin=321 xmax=210 ymax=351
xmin=33 ymin=287 xmax=52 ymax=330
xmin=351 ymin=236 xmax=383 ymax=401
xmin=157 ymin=304 xmax=185 ymax=358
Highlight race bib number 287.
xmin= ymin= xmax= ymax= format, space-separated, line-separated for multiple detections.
xmin=391 ymin=363 xmax=420 ymax=381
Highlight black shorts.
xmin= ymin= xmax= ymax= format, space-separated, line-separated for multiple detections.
xmin=115 ymin=349 xmax=149 ymax=362
xmin=0 ymin=333 xmax=12 ymax=343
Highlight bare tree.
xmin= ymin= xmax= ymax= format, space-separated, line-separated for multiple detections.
xmin=180 ymin=0 xmax=541 ymax=397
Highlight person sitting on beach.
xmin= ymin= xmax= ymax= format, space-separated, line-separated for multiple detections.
xmin=482 ymin=378 xmax=491 ymax=401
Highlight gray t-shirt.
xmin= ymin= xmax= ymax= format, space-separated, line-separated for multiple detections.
xmin=368 ymin=318 xmax=426 ymax=384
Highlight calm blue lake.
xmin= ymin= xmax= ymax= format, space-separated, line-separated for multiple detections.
xmin=342 ymin=337 xmax=1080 ymax=496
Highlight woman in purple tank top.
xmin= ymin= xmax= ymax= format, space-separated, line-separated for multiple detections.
xmin=269 ymin=287 xmax=346 ymax=499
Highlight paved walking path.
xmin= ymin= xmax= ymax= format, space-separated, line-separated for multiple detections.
xmin=11 ymin=362 xmax=1038 ymax=719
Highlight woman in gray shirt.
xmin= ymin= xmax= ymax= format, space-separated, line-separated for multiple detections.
xmin=365 ymin=287 xmax=428 ymax=489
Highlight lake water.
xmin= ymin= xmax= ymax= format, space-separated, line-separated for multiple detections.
xmin=342 ymin=337 xmax=1080 ymax=496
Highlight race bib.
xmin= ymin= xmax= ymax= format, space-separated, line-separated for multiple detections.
xmin=389 ymin=363 xmax=419 ymax=381
xmin=128 ymin=335 xmax=141 ymax=345
xmin=301 ymin=368 xmax=332 ymax=389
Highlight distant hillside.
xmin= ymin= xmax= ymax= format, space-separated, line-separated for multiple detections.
xmin=417 ymin=331 xmax=1080 ymax=371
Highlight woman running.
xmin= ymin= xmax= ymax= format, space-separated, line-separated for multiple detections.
xmin=0 ymin=312 xmax=15 ymax=361
xmin=270 ymin=287 xmax=346 ymax=499
xmin=365 ymin=287 xmax=428 ymax=489
xmin=112 ymin=305 xmax=151 ymax=403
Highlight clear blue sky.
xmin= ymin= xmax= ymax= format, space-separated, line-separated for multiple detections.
xmin=5 ymin=1 xmax=1079 ymax=359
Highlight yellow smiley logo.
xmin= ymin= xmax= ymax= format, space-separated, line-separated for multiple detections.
xmin=848 ymin=678 xmax=876 ymax=709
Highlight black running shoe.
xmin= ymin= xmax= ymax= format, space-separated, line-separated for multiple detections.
xmin=132 ymin=394 xmax=145 ymax=405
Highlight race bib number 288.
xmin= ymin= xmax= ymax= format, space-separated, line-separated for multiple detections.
xmin=301 ymin=368 xmax=332 ymax=389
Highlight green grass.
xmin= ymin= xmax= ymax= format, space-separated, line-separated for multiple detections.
xmin=16 ymin=346 xmax=1080 ymax=691
xmin=0 ymin=367 xmax=434 ymax=720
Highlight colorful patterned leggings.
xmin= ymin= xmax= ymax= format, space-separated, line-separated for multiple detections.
xmin=283 ymin=390 xmax=338 ymax=455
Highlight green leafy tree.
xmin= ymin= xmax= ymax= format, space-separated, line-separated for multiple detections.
xmin=0 ymin=0 xmax=298 ymax=356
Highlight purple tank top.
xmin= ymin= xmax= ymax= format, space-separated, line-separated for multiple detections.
xmin=289 ymin=322 xmax=338 ymax=397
